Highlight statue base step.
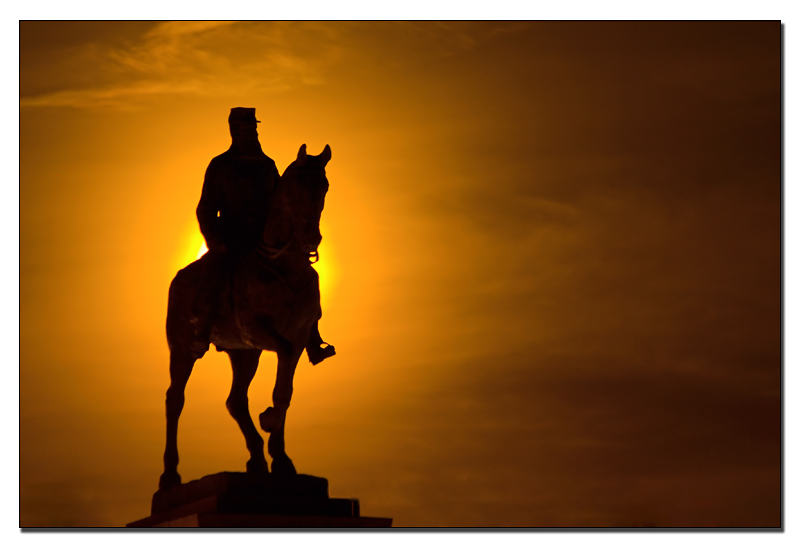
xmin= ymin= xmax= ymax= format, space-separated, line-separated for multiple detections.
xmin=126 ymin=472 xmax=392 ymax=528
xmin=128 ymin=512 xmax=393 ymax=528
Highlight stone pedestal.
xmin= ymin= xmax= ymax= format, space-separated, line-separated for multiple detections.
xmin=126 ymin=472 xmax=392 ymax=528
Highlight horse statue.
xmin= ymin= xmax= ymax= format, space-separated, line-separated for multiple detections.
xmin=159 ymin=144 xmax=332 ymax=490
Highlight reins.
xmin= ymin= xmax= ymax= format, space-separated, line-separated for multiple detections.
xmin=258 ymin=238 xmax=293 ymax=260
xmin=257 ymin=238 xmax=320 ymax=264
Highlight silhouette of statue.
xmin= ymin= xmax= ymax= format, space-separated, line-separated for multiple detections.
xmin=191 ymin=107 xmax=335 ymax=366
xmin=159 ymin=108 xmax=335 ymax=490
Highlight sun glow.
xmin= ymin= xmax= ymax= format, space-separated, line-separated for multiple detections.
xmin=196 ymin=241 xmax=208 ymax=259
xmin=171 ymin=224 xmax=207 ymax=273
xmin=313 ymin=248 xmax=338 ymax=312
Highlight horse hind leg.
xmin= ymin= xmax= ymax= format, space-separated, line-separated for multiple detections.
xmin=159 ymin=350 xmax=196 ymax=490
xmin=225 ymin=348 xmax=268 ymax=474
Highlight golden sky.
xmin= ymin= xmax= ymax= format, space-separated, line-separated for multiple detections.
xmin=20 ymin=21 xmax=780 ymax=528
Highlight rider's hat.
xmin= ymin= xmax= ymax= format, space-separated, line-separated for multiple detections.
xmin=228 ymin=107 xmax=260 ymax=124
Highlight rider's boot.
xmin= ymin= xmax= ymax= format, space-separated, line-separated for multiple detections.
xmin=306 ymin=322 xmax=335 ymax=365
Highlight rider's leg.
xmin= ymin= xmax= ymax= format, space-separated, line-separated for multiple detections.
xmin=190 ymin=249 xmax=227 ymax=358
xmin=306 ymin=318 xmax=335 ymax=365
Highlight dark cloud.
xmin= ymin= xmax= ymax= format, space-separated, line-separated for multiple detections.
xmin=346 ymin=345 xmax=780 ymax=527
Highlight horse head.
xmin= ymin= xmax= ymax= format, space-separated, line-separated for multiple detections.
xmin=284 ymin=144 xmax=331 ymax=254
xmin=263 ymin=144 xmax=331 ymax=258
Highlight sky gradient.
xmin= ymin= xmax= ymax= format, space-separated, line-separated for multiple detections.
xmin=20 ymin=21 xmax=780 ymax=527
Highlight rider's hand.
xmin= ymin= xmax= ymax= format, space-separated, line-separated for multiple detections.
xmin=209 ymin=240 xmax=227 ymax=254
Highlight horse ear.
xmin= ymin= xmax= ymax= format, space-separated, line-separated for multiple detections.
xmin=296 ymin=144 xmax=307 ymax=166
xmin=320 ymin=144 xmax=331 ymax=167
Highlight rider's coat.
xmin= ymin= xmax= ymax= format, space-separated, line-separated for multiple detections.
xmin=196 ymin=145 xmax=281 ymax=256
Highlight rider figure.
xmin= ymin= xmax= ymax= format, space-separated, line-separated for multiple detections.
xmin=190 ymin=107 xmax=335 ymax=365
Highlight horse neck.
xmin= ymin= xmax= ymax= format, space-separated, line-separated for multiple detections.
xmin=261 ymin=179 xmax=294 ymax=250
xmin=259 ymin=182 xmax=315 ymax=289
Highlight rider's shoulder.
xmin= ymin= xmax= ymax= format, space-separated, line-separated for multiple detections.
xmin=214 ymin=148 xmax=237 ymax=162
xmin=207 ymin=150 xmax=233 ymax=168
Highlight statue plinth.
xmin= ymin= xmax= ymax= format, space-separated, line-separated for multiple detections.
xmin=126 ymin=472 xmax=392 ymax=528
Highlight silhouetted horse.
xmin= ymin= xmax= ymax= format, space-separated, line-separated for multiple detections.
xmin=159 ymin=144 xmax=331 ymax=490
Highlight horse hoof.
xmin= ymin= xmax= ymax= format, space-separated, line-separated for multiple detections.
xmin=159 ymin=471 xmax=182 ymax=491
xmin=259 ymin=407 xmax=280 ymax=433
xmin=271 ymin=456 xmax=297 ymax=476
xmin=246 ymin=458 xmax=269 ymax=475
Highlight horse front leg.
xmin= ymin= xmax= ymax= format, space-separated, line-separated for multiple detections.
xmin=159 ymin=350 xmax=196 ymax=490
xmin=259 ymin=345 xmax=303 ymax=475
xmin=225 ymin=348 xmax=268 ymax=474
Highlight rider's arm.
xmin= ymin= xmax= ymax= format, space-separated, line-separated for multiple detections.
xmin=196 ymin=160 xmax=225 ymax=250
xmin=266 ymin=158 xmax=281 ymax=196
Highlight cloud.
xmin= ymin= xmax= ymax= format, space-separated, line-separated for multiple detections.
xmin=393 ymin=21 xmax=536 ymax=56
xmin=20 ymin=80 xmax=202 ymax=109
xmin=20 ymin=21 xmax=337 ymax=109
xmin=144 ymin=21 xmax=237 ymax=39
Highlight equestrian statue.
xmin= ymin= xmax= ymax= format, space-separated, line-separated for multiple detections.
xmin=159 ymin=107 xmax=334 ymax=490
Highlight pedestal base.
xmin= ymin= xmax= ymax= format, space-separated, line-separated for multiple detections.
xmin=126 ymin=472 xmax=392 ymax=528
xmin=130 ymin=513 xmax=392 ymax=528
